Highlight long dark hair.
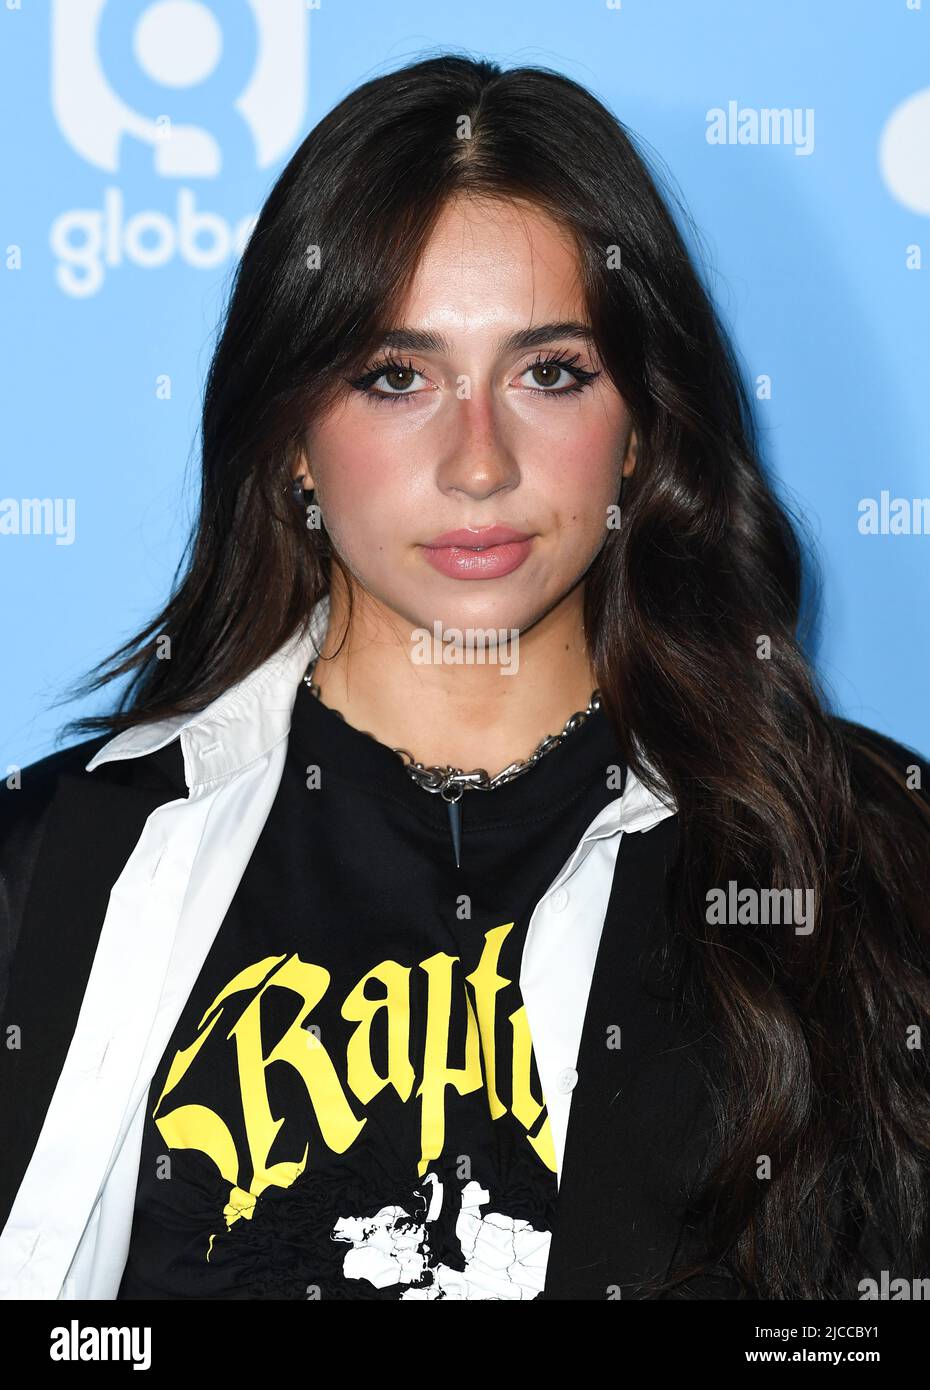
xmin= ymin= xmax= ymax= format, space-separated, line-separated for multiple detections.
xmin=61 ymin=52 xmax=930 ymax=1297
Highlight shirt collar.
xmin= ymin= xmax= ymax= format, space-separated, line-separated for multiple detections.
xmin=85 ymin=594 xmax=332 ymax=787
xmin=84 ymin=591 xmax=678 ymax=827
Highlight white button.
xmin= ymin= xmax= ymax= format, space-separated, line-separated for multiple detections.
xmin=549 ymin=888 xmax=569 ymax=912
xmin=556 ymin=1067 xmax=578 ymax=1094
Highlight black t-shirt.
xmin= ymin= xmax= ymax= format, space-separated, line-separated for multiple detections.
xmin=117 ymin=677 xmax=626 ymax=1300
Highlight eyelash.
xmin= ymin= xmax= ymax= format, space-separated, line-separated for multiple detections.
xmin=348 ymin=350 xmax=601 ymax=406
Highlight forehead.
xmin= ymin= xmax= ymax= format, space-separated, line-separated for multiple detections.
xmin=396 ymin=195 xmax=586 ymax=333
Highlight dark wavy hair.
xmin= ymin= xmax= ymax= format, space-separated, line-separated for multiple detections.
xmin=61 ymin=52 xmax=930 ymax=1297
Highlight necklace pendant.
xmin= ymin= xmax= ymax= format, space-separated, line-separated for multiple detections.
xmin=446 ymin=796 xmax=463 ymax=869
xmin=301 ymin=656 xmax=600 ymax=875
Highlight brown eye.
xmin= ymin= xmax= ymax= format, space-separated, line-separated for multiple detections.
xmin=530 ymin=362 xmax=564 ymax=388
xmin=349 ymin=355 xmax=428 ymax=401
xmin=518 ymin=353 xmax=601 ymax=397
xmin=383 ymin=366 xmax=417 ymax=392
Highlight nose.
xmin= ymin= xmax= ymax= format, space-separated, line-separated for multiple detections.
xmin=434 ymin=388 xmax=520 ymax=502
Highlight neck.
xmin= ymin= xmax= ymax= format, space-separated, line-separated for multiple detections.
xmin=309 ymin=577 xmax=598 ymax=776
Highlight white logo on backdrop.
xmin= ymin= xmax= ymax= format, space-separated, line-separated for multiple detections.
xmin=879 ymin=88 xmax=930 ymax=216
xmin=51 ymin=0 xmax=308 ymax=177
xmin=48 ymin=0 xmax=309 ymax=295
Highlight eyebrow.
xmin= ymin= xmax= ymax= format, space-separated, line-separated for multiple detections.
xmin=373 ymin=321 xmax=597 ymax=356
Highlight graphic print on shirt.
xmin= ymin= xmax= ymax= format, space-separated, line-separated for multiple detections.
xmin=331 ymin=1171 xmax=551 ymax=1299
xmin=147 ymin=919 xmax=557 ymax=1300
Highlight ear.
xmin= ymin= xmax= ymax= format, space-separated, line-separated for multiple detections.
xmin=291 ymin=447 xmax=315 ymax=490
xmin=621 ymin=427 xmax=637 ymax=478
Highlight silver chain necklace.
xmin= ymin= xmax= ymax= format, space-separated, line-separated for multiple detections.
xmin=302 ymin=657 xmax=601 ymax=869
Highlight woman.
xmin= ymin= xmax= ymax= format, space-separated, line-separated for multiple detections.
xmin=1 ymin=53 xmax=928 ymax=1302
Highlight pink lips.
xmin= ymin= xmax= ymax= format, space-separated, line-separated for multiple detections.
xmin=420 ymin=525 xmax=535 ymax=580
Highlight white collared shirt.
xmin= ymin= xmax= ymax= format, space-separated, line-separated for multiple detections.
xmin=0 ymin=594 xmax=676 ymax=1299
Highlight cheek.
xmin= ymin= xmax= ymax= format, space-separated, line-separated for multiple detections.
xmin=312 ymin=427 xmax=411 ymax=558
xmin=547 ymin=422 xmax=625 ymax=538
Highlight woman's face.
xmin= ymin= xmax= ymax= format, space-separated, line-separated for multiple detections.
xmin=299 ymin=195 xmax=636 ymax=641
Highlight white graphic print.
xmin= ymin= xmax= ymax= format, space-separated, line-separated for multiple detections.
xmin=879 ymin=88 xmax=930 ymax=216
xmin=332 ymin=1173 xmax=551 ymax=1300
xmin=51 ymin=0 xmax=308 ymax=177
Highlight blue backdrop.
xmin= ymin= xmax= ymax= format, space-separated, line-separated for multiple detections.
xmin=1 ymin=0 xmax=927 ymax=771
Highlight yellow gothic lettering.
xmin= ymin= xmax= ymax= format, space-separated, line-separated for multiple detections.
xmin=154 ymin=952 xmax=365 ymax=1225
xmin=342 ymin=960 xmax=416 ymax=1104
xmin=417 ymin=950 xmax=483 ymax=1175
xmin=228 ymin=954 xmax=366 ymax=1197
xmin=153 ymin=954 xmax=289 ymax=1216
xmin=150 ymin=926 xmax=556 ymax=1235
xmin=464 ymin=921 xmax=514 ymax=1121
